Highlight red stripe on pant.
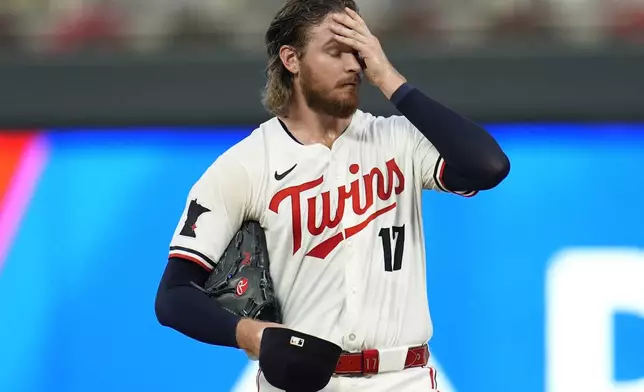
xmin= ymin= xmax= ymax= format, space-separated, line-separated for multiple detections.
xmin=428 ymin=367 xmax=438 ymax=389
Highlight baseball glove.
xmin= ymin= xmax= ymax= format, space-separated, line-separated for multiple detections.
xmin=190 ymin=221 xmax=282 ymax=323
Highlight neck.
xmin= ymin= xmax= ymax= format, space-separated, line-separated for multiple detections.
xmin=280 ymin=96 xmax=353 ymax=149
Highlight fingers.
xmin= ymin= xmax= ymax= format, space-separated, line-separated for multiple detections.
xmin=332 ymin=11 xmax=370 ymax=38
xmin=329 ymin=23 xmax=369 ymax=45
xmin=332 ymin=33 xmax=366 ymax=53
xmin=344 ymin=7 xmax=368 ymax=30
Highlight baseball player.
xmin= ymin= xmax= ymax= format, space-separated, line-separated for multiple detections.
xmin=155 ymin=0 xmax=510 ymax=391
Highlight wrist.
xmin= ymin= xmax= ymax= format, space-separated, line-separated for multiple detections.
xmin=235 ymin=318 xmax=255 ymax=350
xmin=377 ymin=68 xmax=407 ymax=100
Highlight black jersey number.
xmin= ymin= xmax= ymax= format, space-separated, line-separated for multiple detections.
xmin=378 ymin=225 xmax=405 ymax=272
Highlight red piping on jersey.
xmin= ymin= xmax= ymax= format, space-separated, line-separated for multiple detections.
xmin=438 ymin=158 xmax=447 ymax=189
xmin=169 ymin=253 xmax=211 ymax=271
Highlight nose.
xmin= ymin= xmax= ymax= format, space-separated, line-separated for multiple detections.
xmin=344 ymin=52 xmax=362 ymax=73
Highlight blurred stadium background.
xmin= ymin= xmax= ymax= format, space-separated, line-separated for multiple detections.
xmin=0 ymin=1 xmax=643 ymax=392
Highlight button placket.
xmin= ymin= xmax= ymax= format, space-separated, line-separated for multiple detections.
xmin=343 ymin=245 xmax=366 ymax=351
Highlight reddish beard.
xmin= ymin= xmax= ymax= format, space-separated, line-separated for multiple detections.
xmin=299 ymin=62 xmax=360 ymax=118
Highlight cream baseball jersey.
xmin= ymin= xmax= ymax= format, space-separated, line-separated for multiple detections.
xmin=168 ymin=109 xmax=476 ymax=353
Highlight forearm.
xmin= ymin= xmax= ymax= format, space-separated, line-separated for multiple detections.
xmin=389 ymin=83 xmax=510 ymax=187
xmin=155 ymin=258 xmax=241 ymax=348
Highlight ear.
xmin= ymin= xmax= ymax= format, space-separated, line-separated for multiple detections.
xmin=279 ymin=45 xmax=300 ymax=75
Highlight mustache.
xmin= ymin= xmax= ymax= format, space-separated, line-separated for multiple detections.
xmin=338 ymin=76 xmax=361 ymax=86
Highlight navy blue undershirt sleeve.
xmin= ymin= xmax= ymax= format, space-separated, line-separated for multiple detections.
xmin=155 ymin=257 xmax=241 ymax=348
xmin=390 ymin=82 xmax=416 ymax=105
xmin=390 ymin=83 xmax=510 ymax=190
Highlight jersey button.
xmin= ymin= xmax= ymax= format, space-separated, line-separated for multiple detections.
xmin=349 ymin=334 xmax=356 ymax=341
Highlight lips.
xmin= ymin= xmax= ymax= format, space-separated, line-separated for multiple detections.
xmin=340 ymin=77 xmax=360 ymax=87
xmin=340 ymin=81 xmax=359 ymax=88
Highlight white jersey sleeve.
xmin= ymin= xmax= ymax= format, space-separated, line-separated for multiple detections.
xmin=390 ymin=115 xmax=478 ymax=197
xmin=168 ymin=152 xmax=256 ymax=270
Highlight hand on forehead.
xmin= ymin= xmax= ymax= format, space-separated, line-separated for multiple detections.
xmin=309 ymin=11 xmax=354 ymax=50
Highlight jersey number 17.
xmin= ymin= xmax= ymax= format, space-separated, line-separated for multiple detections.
xmin=378 ymin=225 xmax=405 ymax=272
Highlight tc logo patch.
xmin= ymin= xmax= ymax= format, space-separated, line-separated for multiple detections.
xmin=179 ymin=199 xmax=210 ymax=238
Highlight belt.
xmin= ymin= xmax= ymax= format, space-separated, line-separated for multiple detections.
xmin=334 ymin=344 xmax=430 ymax=376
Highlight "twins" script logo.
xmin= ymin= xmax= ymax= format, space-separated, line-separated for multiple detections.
xmin=269 ymin=158 xmax=405 ymax=259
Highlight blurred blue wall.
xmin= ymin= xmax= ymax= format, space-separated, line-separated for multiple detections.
xmin=0 ymin=124 xmax=643 ymax=392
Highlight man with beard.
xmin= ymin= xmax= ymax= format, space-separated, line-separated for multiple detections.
xmin=155 ymin=1 xmax=510 ymax=391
